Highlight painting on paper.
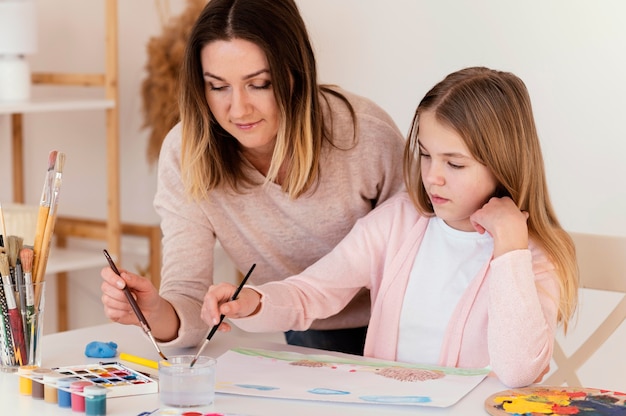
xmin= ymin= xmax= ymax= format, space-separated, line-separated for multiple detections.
xmin=215 ymin=348 xmax=489 ymax=408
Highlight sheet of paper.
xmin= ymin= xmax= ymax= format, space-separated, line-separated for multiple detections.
xmin=215 ymin=348 xmax=489 ymax=408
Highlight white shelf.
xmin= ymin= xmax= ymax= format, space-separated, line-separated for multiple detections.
xmin=45 ymin=246 xmax=105 ymax=275
xmin=0 ymin=98 xmax=115 ymax=114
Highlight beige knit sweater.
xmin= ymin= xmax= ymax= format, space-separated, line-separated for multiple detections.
xmin=154 ymin=88 xmax=406 ymax=347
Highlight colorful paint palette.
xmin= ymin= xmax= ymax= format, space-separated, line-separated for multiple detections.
xmin=51 ymin=362 xmax=158 ymax=398
xmin=485 ymin=386 xmax=626 ymax=415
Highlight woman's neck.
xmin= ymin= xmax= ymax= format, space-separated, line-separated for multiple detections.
xmin=243 ymin=149 xmax=287 ymax=185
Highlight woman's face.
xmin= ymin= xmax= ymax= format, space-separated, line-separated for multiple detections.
xmin=418 ymin=110 xmax=498 ymax=231
xmin=201 ymin=38 xmax=280 ymax=157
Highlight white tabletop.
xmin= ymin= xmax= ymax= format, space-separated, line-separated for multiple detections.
xmin=0 ymin=323 xmax=507 ymax=415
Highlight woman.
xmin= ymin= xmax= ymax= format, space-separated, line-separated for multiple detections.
xmin=100 ymin=0 xmax=405 ymax=355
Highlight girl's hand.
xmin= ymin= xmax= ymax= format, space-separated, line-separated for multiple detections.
xmin=469 ymin=196 xmax=529 ymax=258
xmin=201 ymin=284 xmax=262 ymax=333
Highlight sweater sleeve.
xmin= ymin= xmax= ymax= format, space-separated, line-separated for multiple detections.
xmin=153 ymin=124 xmax=217 ymax=347
xmin=486 ymin=248 xmax=560 ymax=387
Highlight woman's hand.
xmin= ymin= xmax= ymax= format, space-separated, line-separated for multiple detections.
xmin=100 ymin=266 xmax=179 ymax=342
xmin=201 ymin=283 xmax=262 ymax=333
xmin=470 ymin=196 xmax=529 ymax=258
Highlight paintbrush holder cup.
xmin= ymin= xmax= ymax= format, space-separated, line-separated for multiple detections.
xmin=0 ymin=282 xmax=45 ymax=371
xmin=159 ymin=355 xmax=216 ymax=407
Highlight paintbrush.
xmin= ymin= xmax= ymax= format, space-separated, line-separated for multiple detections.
xmin=5 ymin=237 xmax=24 ymax=335
xmin=34 ymin=152 xmax=65 ymax=304
xmin=0 ymin=249 xmax=14 ymax=366
xmin=103 ymin=249 xmax=168 ymax=361
xmin=190 ymin=263 xmax=256 ymax=368
xmin=0 ymin=203 xmax=6 ymax=248
xmin=6 ymin=236 xmax=23 ymax=284
xmin=19 ymin=247 xmax=35 ymax=363
xmin=0 ymin=252 xmax=26 ymax=364
xmin=32 ymin=150 xmax=57 ymax=286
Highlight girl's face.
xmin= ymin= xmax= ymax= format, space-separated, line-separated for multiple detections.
xmin=418 ymin=110 xmax=498 ymax=232
xmin=201 ymin=38 xmax=280 ymax=157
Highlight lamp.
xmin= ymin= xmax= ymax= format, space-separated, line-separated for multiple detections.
xmin=0 ymin=0 xmax=38 ymax=101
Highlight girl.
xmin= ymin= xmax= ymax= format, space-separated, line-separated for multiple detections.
xmin=201 ymin=67 xmax=579 ymax=388
xmin=99 ymin=0 xmax=405 ymax=355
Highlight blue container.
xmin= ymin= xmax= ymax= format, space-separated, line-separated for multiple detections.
xmin=56 ymin=376 xmax=79 ymax=408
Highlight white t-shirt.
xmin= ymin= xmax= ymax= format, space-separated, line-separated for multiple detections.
xmin=397 ymin=217 xmax=493 ymax=364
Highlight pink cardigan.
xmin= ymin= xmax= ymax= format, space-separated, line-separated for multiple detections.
xmin=234 ymin=192 xmax=560 ymax=388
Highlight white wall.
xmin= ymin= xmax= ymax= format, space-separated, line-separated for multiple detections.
xmin=297 ymin=0 xmax=626 ymax=236
xmin=3 ymin=0 xmax=625 ymax=236
xmin=0 ymin=1 xmax=625 ymax=380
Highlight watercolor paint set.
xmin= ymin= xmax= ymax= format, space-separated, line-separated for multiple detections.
xmin=50 ymin=362 xmax=158 ymax=398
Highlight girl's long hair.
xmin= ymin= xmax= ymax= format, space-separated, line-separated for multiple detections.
xmin=404 ymin=67 xmax=578 ymax=331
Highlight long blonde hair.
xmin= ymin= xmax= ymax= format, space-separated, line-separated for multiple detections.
xmin=178 ymin=0 xmax=355 ymax=200
xmin=404 ymin=67 xmax=578 ymax=331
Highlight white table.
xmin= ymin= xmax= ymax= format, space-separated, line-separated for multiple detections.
xmin=0 ymin=323 xmax=507 ymax=415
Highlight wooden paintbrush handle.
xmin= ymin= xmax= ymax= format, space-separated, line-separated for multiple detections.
xmin=31 ymin=205 xmax=50 ymax=286
xmin=33 ymin=205 xmax=58 ymax=304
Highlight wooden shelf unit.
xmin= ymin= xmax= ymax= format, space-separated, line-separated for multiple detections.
xmin=5 ymin=0 xmax=120 ymax=257
xmin=2 ymin=0 xmax=161 ymax=331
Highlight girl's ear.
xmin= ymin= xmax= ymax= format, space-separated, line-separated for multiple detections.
xmin=493 ymin=184 xmax=510 ymax=198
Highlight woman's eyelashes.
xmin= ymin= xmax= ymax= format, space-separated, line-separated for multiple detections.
xmin=206 ymin=80 xmax=272 ymax=91
xmin=251 ymin=81 xmax=271 ymax=90
xmin=208 ymin=83 xmax=227 ymax=91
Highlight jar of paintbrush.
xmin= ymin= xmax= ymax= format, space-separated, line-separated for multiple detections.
xmin=0 ymin=239 xmax=46 ymax=371
xmin=0 ymin=150 xmax=65 ymax=372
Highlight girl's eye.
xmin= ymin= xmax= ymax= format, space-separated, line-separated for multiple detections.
xmin=448 ymin=162 xmax=464 ymax=169
xmin=419 ymin=152 xmax=430 ymax=159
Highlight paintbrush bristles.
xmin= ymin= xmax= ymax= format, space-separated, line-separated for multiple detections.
xmin=0 ymin=252 xmax=9 ymax=277
xmin=19 ymin=248 xmax=33 ymax=274
xmin=48 ymin=150 xmax=58 ymax=169
xmin=55 ymin=152 xmax=66 ymax=175
xmin=6 ymin=236 xmax=23 ymax=268
xmin=40 ymin=150 xmax=58 ymax=206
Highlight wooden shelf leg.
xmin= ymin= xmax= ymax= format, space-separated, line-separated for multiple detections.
xmin=57 ymin=272 xmax=69 ymax=332
xmin=56 ymin=235 xmax=69 ymax=332
xmin=11 ymin=113 xmax=24 ymax=203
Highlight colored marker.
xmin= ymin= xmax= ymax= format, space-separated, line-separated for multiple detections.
xmin=119 ymin=352 xmax=158 ymax=370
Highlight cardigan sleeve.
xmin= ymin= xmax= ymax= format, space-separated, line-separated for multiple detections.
xmin=486 ymin=248 xmax=560 ymax=387
xmin=232 ymin=221 xmax=379 ymax=333
xmin=232 ymin=195 xmax=407 ymax=333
